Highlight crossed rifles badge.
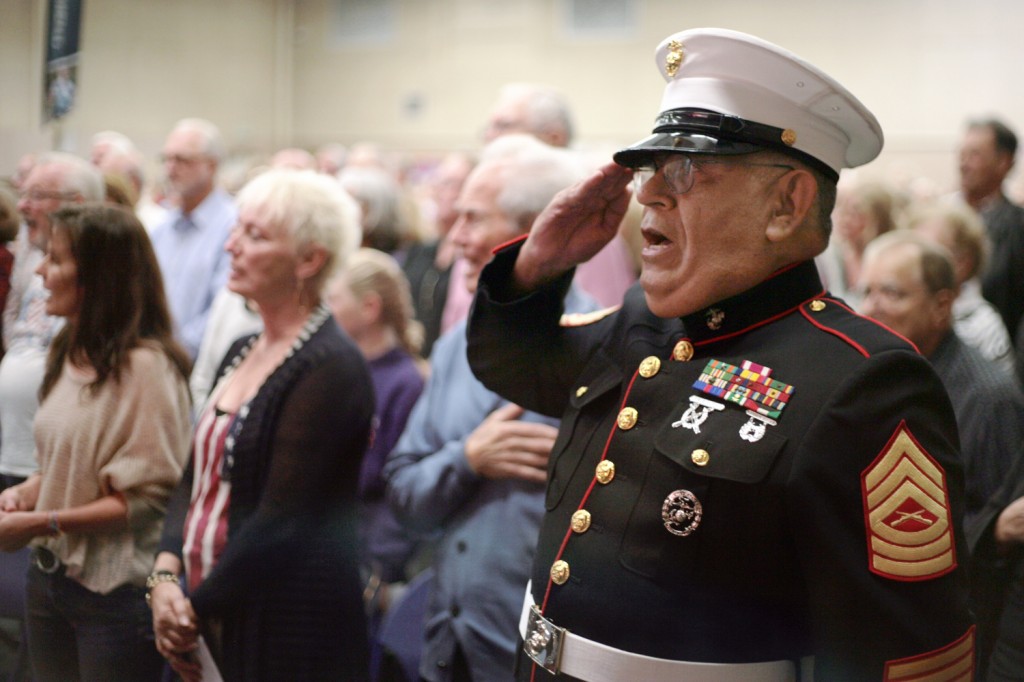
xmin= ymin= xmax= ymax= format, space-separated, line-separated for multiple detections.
xmin=672 ymin=359 xmax=794 ymax=442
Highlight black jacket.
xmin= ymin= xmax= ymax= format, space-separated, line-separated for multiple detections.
xmin=468 ymin=243 xmax=975 ymax=681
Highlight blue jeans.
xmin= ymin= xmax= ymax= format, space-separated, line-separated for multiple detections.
xmin=25 ymin=564 xmax=164 ymax=681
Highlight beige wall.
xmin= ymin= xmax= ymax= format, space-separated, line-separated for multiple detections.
xmin=2 ymin=0 xmax=1024 ymax=196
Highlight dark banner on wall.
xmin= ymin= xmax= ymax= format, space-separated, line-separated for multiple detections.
xmin=43 ymin=0 xmax=83 ymax=122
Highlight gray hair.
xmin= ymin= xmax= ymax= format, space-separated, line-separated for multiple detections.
xmin=235 ymin=169 xmax=362 ymax=291
xmin=35 ymin=152 xmax=104 ymax=202
xmin=337 ymin=166 xmax=416 ymax=254
xmin=906 ymin=201 xmax=989 ymax=280
xmin=863 ymin=230 xmax=957 ymax=295
xmin=478 ymin=134 xmax=585 ymax=231
xmin=172 ymin=117 xmax=227 ymax=162
xmin=499 ymin=83 xmax=575 ymax=147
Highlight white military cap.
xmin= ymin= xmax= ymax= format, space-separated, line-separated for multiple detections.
xmin=614 ymin=28 xmax=883 ymax=181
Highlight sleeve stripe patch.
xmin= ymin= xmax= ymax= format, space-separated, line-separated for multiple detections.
xmin=861 ymin=421 xmax=956 ymax=581
xmin=884 ymin=626 xmax=974 ymax=681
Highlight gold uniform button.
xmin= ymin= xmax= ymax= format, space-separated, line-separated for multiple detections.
xmin=673 ymin=340 xmax=694 ymax=362
xmin=576 ymin=386 xmax=588 ymax=398
xmin=596 ymin=460 xmax=615 ymax=484
xmin=638 ymin=356 xmax=661 ymax=378
xmin=571 ymin=509 xmax=592 ymax=534
xmin=810 ymin=300 xmax=826 ymax=312
xmin=550 ymin=560 xmax=570 ymax=585
xmin=691 ymin=449 xmax=710 ymax=467
xmin=617 ymin=407 xmax=639 ymax=430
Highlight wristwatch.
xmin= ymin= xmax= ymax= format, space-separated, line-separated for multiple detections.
xmin=145 ymin=570 xmax=180 ymax=607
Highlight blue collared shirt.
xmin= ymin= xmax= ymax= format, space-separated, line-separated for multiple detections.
xmin=384 ymin=286 xmax=596 ymax=682
xmin=150 ymin=188 xmax=237 ymax=358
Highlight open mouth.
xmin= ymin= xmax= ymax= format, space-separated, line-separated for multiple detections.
xmin=641 ymin=226 xmax=670 ymax=247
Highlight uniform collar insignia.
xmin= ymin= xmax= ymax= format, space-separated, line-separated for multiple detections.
xmin=679 ymin=260 xmax=824 ymax=344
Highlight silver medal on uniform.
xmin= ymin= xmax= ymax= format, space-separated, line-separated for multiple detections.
xmin=739 ymin=410 xmax=777 ymax=443
xmin=672 ymin=396 xmax=725 ymax=434
xmin=662 ymin=489 xmax=703 ymax=536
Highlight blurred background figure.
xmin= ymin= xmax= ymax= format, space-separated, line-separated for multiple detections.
xmin=151 ymin=169 xmax=373 ymax=682
xmin=270 ymin=147 xmax=316 ymax=171
xmin=816 ymin=176 xmax=899 ymax=307
xmin=384 ymin=135 xmax=597 ymax=682
xmin=150 ymin=117 xmax=237 ymax=360
xmin=859 ymin=231 xmax=1024 ymax=528
xmin=326 ymin=247 xmax=429 ymax=680
xmin=0 ymin=185 xmax=20 ymax=357
xmin=958 ymin=118 xmax=1024 ymax=348
xmin=1 ymin=153 xmax=103 ymax=489
xmin=401 ymin=152 xmax=475 ymax=358
xmin=0 ymin=203 xmax=192 ymax=681
xmin=909 ymin=201 xmax=1016 ymax=376
xmin=339 ymin=166 xmax=421 ymax=261
xmin=479 ymin=82 xmax=636 ymax=309
xmin=316 ymin=143 xmax=348 ymax=176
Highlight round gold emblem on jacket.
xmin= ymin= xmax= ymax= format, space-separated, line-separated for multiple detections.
xmin=691 ymin=449 xmax=710 ymax=466
xmin=638 ymin=356 xmax=661 ymax=378
xmin=550 ymin=560 xmax=570 ymax=585
xmin=617 ymin=407 xmax=638 ymax=430
xmin=571 ymin=509 xmax=592 ymax=534
xmin=672 ymin=340 xmax=694 ymax=362
xmin=810 ymin=300 xmax=826 ymax=312
xmin=595 ymin=460 xmax=615 ymax=484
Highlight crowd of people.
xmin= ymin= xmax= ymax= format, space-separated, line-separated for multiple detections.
xmin=0 ymin=24 xmax=1023 ymax=682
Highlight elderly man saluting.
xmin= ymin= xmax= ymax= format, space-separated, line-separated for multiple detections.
xmin=467 ymin=28 xmax=974 ymax=681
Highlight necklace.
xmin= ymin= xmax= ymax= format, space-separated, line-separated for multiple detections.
xmin=218 ymin=304 xmax=331 ymax=480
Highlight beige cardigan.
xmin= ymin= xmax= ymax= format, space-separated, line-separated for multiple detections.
xmin=33 ymin=345 xmax=191 ymax=594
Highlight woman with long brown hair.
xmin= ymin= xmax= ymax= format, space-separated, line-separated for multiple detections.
xmin=0 ymin=203 xmax=192 ymax=681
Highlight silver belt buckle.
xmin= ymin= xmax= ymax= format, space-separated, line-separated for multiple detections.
xmin=32 ymin=547 xmax=60 ymax=574
xmin=523 ymin=604 xmax=566 ymax=674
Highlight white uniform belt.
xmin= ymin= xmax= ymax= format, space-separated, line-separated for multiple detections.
xmin=519 ymin=583 xmax=813 ymax=682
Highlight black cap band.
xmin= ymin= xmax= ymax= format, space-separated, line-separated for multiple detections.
xmin=613 ymin=108 xmax=839 ymax=183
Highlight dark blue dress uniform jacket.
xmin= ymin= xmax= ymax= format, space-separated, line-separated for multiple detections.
xmin=466 ymin=241 xmax=975 ymax=681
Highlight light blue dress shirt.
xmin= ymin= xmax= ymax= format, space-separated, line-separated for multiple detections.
xmin=384 ymin=287 xmax=595 ymax=682
xmin=150 ymin=188 xmax=237 ymax=359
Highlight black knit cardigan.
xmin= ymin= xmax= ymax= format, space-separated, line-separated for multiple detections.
xmin=159 ymin=311 xmax=375 ymax=681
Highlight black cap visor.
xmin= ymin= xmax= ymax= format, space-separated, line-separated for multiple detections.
xmin=612 ymin=108 xmax=839 ymax=182
xmin=612 ymin=131 xmax=762 ymax=168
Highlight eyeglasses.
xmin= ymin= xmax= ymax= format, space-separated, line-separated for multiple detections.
xmin=160 ymin=153 xmax=207 ymax=165
xmin=632 ymin=155 xmax=795 ymax=196
xmin=18 ymin=189 xmax=79 ymax=203
xmin=858 ymin=283 xmax=927 ymax=306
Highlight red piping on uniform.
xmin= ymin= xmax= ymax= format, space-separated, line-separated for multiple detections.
xmin=693 ymin=290 xmax=826 ymax=347
xmin=824 ymin=297 xmax=922 ymax=355
xmin=530 ymin=368 xmax=642 ymax=682
xmin=800 ymin=307 xmax=871 ymax=358
xmin=492 ymin=233 xmax=528 ymax=254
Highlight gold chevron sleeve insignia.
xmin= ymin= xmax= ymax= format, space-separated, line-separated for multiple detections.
xmin=883 ymin=626 xmax=975 ymax=681
xmin=861 ymin=420 xmax=956 ymax=581
xmin=559 ymin=305 xmax=621 ymax=328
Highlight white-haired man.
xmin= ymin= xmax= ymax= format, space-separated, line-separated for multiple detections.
xmin=150 ymin=118 xmax=237 ymax=359
xmin=1 ymin=153 xmax=104 ymax=489
xmin=384 ymin=135 xmax=597 ymax=682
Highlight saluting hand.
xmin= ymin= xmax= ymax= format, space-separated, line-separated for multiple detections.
xmin=465 ymin=403 xmax=559 ymax=484
xmin=513 ymin=161 xmax=633 ymax=293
